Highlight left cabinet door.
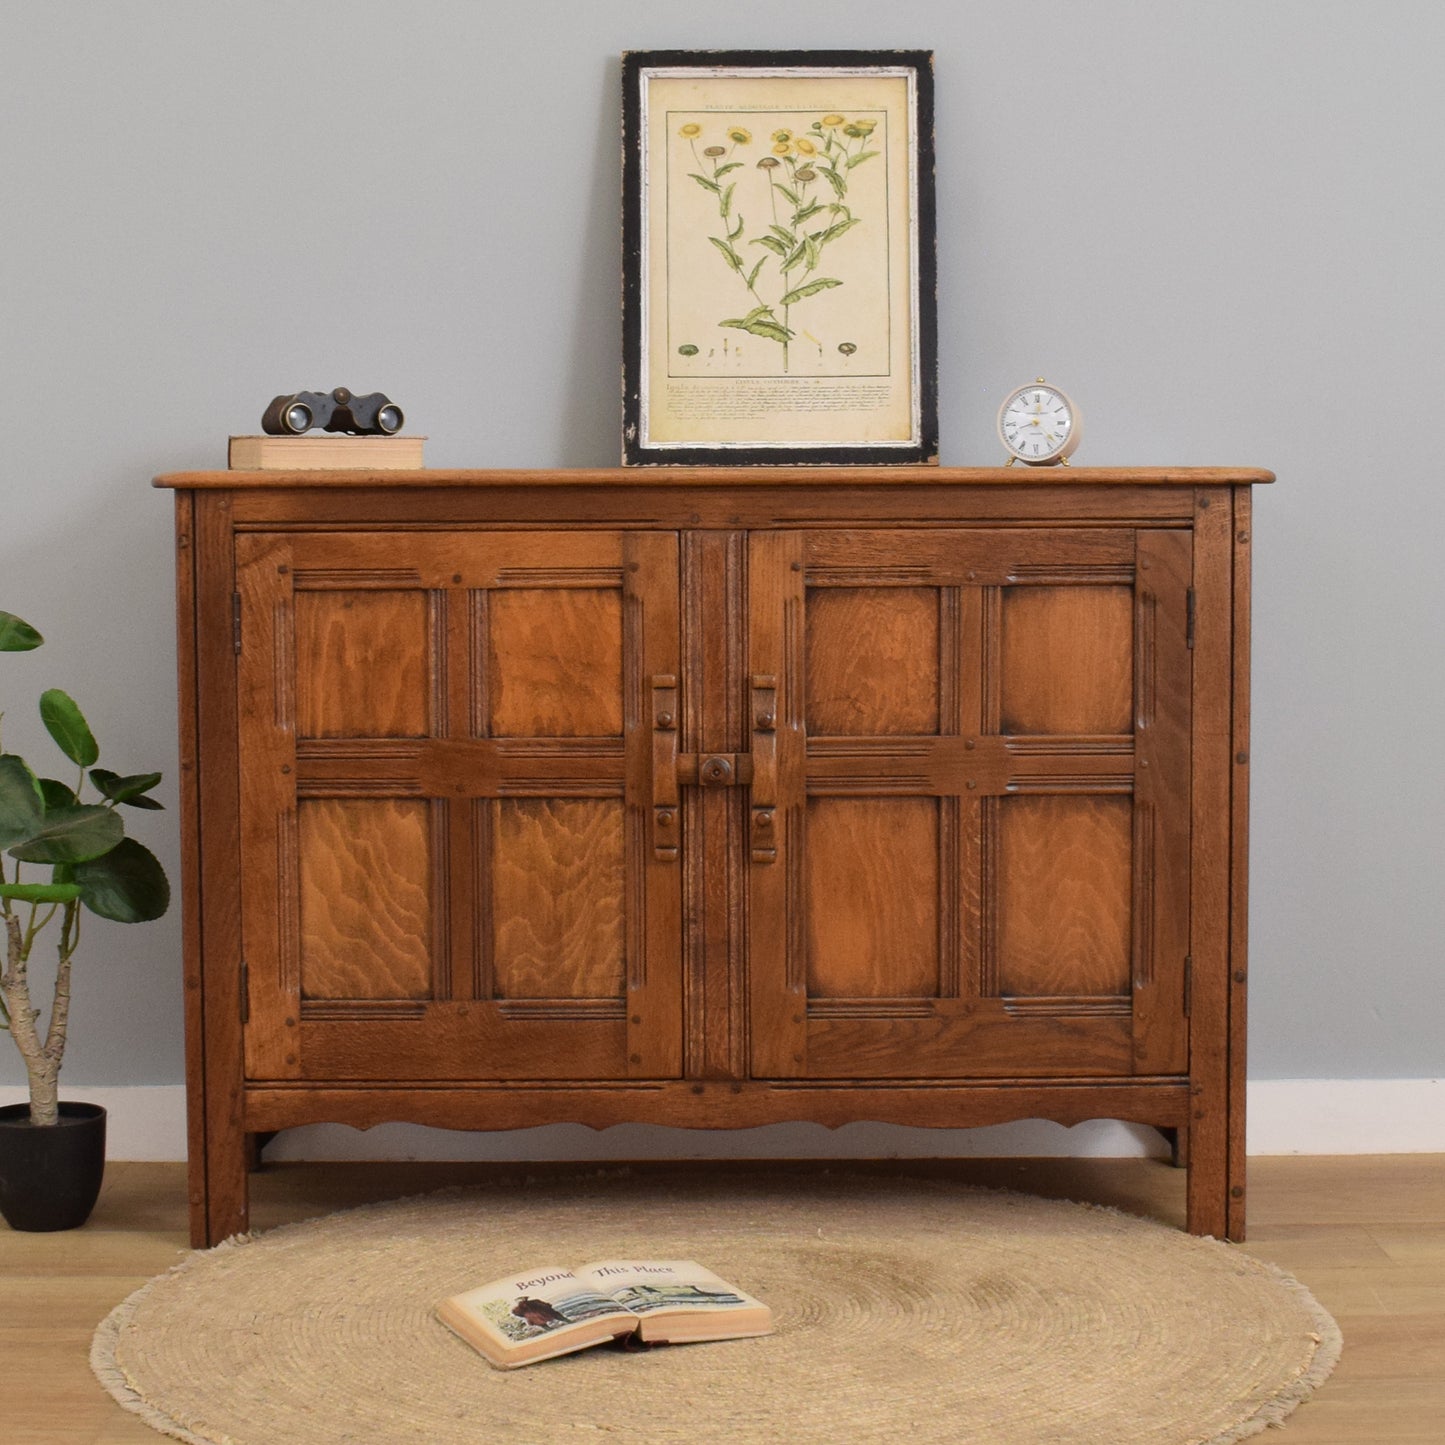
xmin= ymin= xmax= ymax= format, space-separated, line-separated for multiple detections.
xmin=234 ymin=530 xmax=682 ymax=1082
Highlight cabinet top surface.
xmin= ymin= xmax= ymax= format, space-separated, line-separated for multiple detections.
xmin=153 ymin=465 xmax=1274 ymax=491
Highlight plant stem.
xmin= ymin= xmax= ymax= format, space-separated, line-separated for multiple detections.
xmin=1 ymin=909 xmax=58 ymax=1124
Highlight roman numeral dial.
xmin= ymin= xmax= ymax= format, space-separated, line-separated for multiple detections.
xmin=998 ymin=379 xmax=1081 ymax=466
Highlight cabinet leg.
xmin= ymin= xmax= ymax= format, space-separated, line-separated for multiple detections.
xmin=244 ymin=1130 xmax=278 ymax=1172
xmin=1161 ymin=1123 xmax=1189 ymax=1169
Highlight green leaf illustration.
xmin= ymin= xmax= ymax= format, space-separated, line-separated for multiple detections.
xmin=0 ymin=611 xmax=43 ymax=652
xmin=779 ymin=277 xmax=844 ymax=306
xmin=721 ymin=182 xmax=736 ymax=217
xmin=780 ymin=242 xmax=809 ymax=273
xmin=746 ymin=257 xmax=766 ymax=290
xmin=777 ymin=185 xmax=800 ymax=206
xmin=794 ymin=201 xmax=824 ymax=225
xmin=728 ymin=211 xmax=745 ymax=241
xmin=39 ymin=689 xmax=99 ymax=767
xmin=751 ymin=235 xmax=788 ymax=256
xmin=708 ymin=236 xmax=743 ymax=271
xmin=74 ymin=836 xmax=171 ymax=922
xmin=689 ymin=172 xmax=721 ymax=194
xmin=846 ymin=149 xmax=880 ymax=169
xmin=821 ymin=168 xmax=848 ymax=199
xmin=769 ymin=225 xmax=797 ymax=246
xmin=805 ymin=235 xmax=822 ymax=270
xmin=818 ymin=217 xmax=862 ymax=246
xmin=715 ymin=162 xmax=744 ymax=178
xmin=720 ymin=315 xmax=795 ymax=345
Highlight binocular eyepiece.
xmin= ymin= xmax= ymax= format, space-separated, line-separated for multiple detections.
xmin=261 ymin=388 xmax=404 ymax=437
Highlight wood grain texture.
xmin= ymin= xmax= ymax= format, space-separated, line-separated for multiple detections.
xmin=491 ymin=798 xmax=626 ymax=999
xmin=171 ymin=471 xmax=1263 ymax=1240
xmin=806 ymin=586 xmax=940 ymax=735
xmin=297 ymin=798 xmax=433 ymax=1000
xmin=1000 ymin=585 xmax=1133 ymax=735
xmin=805 ymin=797 xmax=940 ymax=999
xmin=996 ymin=795 xmax=1133 ymax=998
xmin=294 ymin=590 xmax=431 ymax=738
xmin=488 ymin=586 xmax=623 ymax=737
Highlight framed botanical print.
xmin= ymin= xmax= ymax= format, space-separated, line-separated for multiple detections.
xmin=622 ymin=49 xmax=937 ymax=466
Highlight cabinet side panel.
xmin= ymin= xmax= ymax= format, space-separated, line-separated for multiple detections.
xmin=1229 ymin=488 xmax=1253 ymax=1240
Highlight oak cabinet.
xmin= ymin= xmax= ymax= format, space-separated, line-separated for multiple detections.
xmin=159 ymin=467 xmax=1266 ymax=1246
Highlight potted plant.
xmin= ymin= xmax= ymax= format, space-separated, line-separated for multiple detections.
xmin=0 ymin=608 xmax=169 ymax=1230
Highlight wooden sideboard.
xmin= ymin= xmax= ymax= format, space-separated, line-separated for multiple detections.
xmin=156 ymin=466 xmax=1267 ymax=1247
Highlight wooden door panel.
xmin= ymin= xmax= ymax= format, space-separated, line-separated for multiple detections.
xmin=999 ymin=585 xmax=1133 ymax=735
xmin=294 ymin=590 xmax=435 ymax=738
xmin=236 ymin=530 xmax=681 ymax=1083
xmin=297 ymin=797 xmax=435 ymax=1001
xmin=749 ymin=527 xmax=1192 ymax=1081
xmin=805 ymin=796 xmax=941 ymax=999
xmin=487 ymin=588 xmax=624 ymax=737
xmin=994 ymin=795 xmax=1132 ymax=998
xmin=491 ymin=797 xmax=627 ymax=999
xmin=805 ymin=587 xmax=941 ymax=734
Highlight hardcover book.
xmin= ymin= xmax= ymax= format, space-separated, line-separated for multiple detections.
xmin=436 ymin=1260 xmax=772 ymax=1369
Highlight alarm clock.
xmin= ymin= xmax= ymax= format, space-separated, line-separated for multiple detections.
xmin=998 ymin=380 xmax=1080 ymax=466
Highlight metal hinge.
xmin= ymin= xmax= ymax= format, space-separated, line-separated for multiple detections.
xmin=240 ymin=959 xmax=250 ymax=1024
xmin=1183 ymin=955 xmax=1192 ymax=1017
xmin=1185 ymin=588 xmax=1196 ymax=649
xmin=232 ymin=593 xmax=242 ymax=654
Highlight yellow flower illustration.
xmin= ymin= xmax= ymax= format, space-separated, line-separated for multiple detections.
xmin=822 ymin=113 xmax=845 ymax=127
xmin=855 ymin=117 xmax=877 ymax=133
xmin=679 ymin=122 xmax=702 ymax=138
xmin=771 ymin=129 xmax=792 ymax=143
xmin=727 ymin=126 xmax=752 ymax=145
xmin=772 ymin=141 xmax=791 ymax=156
xmin=795 ymin=136 xmax=817 ymax=155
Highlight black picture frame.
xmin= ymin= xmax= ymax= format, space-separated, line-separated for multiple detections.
xmin=622 ymin=49 xmax=937 ymax=466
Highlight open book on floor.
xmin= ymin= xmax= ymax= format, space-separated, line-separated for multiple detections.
xmin=436 ymin=1260 xmax=772 ymax=1369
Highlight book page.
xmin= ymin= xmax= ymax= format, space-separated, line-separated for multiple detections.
xmin=576 ymin=1260 xmax=757 ymax=1316
xmin=446 ymin=1265 xmax=637 ymax=1352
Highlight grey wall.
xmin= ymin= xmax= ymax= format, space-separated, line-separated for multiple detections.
xmin=2 ymin=0 xmax=1441 ymax=1093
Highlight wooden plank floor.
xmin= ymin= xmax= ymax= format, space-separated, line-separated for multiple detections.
xmin=2 ymin=1155 xmax=1440 ymax=1443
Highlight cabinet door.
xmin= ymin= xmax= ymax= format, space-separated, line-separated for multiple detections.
xmin=234 ymin=530 xmax=681 ymax=1082
xmin=748 ymin=527 xmax=1191 ymax=1079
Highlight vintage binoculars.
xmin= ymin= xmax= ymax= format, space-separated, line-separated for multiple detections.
xmin=261 ymin=388 xmax=404 ymax=436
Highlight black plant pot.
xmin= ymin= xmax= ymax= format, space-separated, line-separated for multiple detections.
xmin=0 ymin=1101 xmax=107 ymax=1231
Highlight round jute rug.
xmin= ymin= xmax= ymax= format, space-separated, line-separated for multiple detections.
xmin=93 ymin=1173 xmax=1340 ymax=1445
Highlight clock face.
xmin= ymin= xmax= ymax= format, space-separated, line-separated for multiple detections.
xmin=998 ymin=383 xmax=1080 ymax=465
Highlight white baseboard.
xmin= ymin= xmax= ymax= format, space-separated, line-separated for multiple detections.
xmin=3 ymin=1079 xmax=1439 ymax=1161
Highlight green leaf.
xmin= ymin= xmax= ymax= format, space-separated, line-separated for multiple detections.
xmin=39 ymin=689 xmax=99 ymax=768
xmin=804 ymin=234 xmax=822 ymax=271
xmin=720 ymin=316 xmax=794 ymax=345
xmin=714 ymin=161 xmax=744 ymax=178
xmin=707 ymin=236 xmax=743 ymax=271
xmin=780 ymin=242 xmax=809 ymax=274
xmin=776 ymin=185 xmax=800 ymax=206
xmin=720 ymin=182 xmax=736 ymax=217
xmin=74 ymin=837 xmax=170 ymax=923
xmin=0 ymin=881 xmax=82 ymax=903
xmin=38 ymin=777 xmax=78 ymax=810
xmin=779 ymin=277 xmax=844 ymax=306
xmin=745 ymin=257 xmax=766 ymax=290
xmin=689 ymin=172 xmax=721 ymax=194
xmin=751 ymin=235 xmax=788 ymax=256
xmin=793 ymin=201 xmax=824 ymax=225
xmin=821 ymin=167 xmax=848 ymax=199
xmin=819 ymin=217 xmax=862 ymax=245
xmin=769 ymin=225 xmax=797 ymax=246
xmin=728 ymin=210 xmax=744 ymax=241
xmin=0 ymin=611 xmax=43 ymax=652
xmin=8 ymin=804 xmax=122 ymax=865
xmin=0 ymin=755 xmax=45 ymax=847
xmin=846 ymin=149 xmax=880 ymax=169
xmin=90 ymin=768 xmax=164 ymax=806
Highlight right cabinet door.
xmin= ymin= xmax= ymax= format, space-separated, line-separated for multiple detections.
xmin=748 ymin=527 xmax=1192 ymax=1080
